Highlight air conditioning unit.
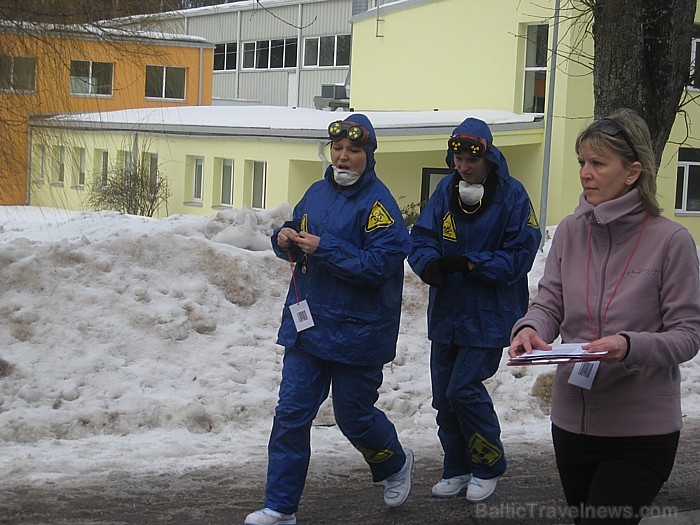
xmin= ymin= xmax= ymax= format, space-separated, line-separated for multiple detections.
xmin=314 ymin=83 xmax=350 ymax=110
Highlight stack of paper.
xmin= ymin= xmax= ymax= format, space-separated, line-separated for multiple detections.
xmin=507 ymin=343 xmax=607 ymax=366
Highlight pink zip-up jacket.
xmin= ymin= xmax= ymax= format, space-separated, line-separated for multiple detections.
xmin=512 ymin=189 xmax=700 ymax=436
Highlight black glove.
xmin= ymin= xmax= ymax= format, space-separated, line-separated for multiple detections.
xmin=438 ymin=255 xmax=471 ymax=275
xmin=421 ymin=259 xmax=446 ymax=287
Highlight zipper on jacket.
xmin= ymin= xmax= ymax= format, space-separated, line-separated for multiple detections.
xmin=580 ymin=222 xmax=613 ymax=433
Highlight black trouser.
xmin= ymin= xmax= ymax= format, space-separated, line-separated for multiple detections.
xmin=551 ymin=424 xmax=679 ymax=524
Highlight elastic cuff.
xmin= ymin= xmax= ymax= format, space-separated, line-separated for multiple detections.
xmin=620 ymin=333 xmax=631 ymax=360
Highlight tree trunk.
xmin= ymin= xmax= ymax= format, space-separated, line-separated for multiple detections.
xmin=589 ymin=0 xmax=695 ymax=164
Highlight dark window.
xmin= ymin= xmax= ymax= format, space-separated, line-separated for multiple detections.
xmin=145 ymin=65 xmax=185 ymax=99
xmin=70 ymin=60 xmax=113 ymax=96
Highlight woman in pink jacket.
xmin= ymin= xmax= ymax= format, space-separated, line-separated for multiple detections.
xmin=509 ymin=108 xmax=700 ymax=524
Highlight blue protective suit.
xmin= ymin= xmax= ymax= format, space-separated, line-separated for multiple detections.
xmin=272 ymin=129 xmax=410 ymax=366
xmin=265 ymin=114 xmax=411 ymax=514
xmin=408 ymin=118 xmax=541 ymax=348
xmin=408 ymin=117 xmax=541 ymax=482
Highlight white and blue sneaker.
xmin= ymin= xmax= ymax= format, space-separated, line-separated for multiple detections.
xmin=244 ymin=507 xmax=296 ymax=525
xmin=431 ymin=474 xmax=472 ymax=498
xmin=383 ymin=448 xmax=414 ymax=508
xmin=466 ymin=475 xmax=501 ymax=503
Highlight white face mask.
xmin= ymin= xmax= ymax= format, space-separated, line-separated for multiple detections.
xmin=332 ymin=166 xmax=362 ymax=187
xmin=458 ymin=180 xmax=485 ymax=205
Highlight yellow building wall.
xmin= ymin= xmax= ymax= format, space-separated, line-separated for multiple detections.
xmin=0 ymin=29 xmax=213 ymax=205
xmin=30 ymin=128 xmax=326 ymax=217
xmin=350 ymin=0 xmax=555 ymax=112
xmin=30 ymin=123 xmax=544 ymax=223
xmin=350 ymin=0 xmax=700 ymax=244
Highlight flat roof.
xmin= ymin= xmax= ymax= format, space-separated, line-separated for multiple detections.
xmin=30 ymin=105 xmax=543 ymax=140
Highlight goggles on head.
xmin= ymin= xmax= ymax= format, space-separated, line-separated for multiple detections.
xmin=328 ymin=120 xmax=371 ymax=147
xmin=448 ymin=134 xmax=488 ymax=158
xmin=592 ymin=118 xmax=640 ymax=162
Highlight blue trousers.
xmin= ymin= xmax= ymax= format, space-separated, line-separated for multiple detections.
xmin=431 ymin=342 xmax=507 ymax=480
xmin=264 ymin=347 xmax=406 ymax=514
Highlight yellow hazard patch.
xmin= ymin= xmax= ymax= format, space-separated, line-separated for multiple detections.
xmin=300 ymin=214 xmax=308 ymax=233
xmin=442 ymin=212 xmax=457 ymax=242
xmin=365 ymin=201 xmax=394 ymax=232
xmin=468 ymin=432 xmax=502 ymax=466
xmin=355 ymin=445 xmax=395 ymax=463
xmin=527 ymin=202 xmax=539 ymax=229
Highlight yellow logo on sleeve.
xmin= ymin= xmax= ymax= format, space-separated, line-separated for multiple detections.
xmin=365 ymin=201 xmax=395 ymax=232
xmin=300 ymin=214 xmax=308 ymax=233
xmin=442 ymin=212 xmax=457 ymax=242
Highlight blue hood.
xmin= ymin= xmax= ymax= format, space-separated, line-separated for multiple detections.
xmin=445 ymin=117 xmax=508 ymax=177
xmin=341 ymin=113 xmax=377 ymax=173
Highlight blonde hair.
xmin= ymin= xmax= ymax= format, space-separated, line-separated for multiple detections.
xmin=575 ymin=108 xmax=660 ymax=216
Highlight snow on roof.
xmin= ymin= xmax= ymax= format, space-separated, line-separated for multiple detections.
xmin=0 ymin=20 xmax=211 ymax=46
xmin=34 ymin=105 xmax=541 ymax=139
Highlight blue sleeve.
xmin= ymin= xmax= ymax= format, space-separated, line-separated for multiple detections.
xmin=407 ymin=187 xmax=446 ymax=277
xmin=271 ymin=197 xmax=303 ymax=262
xmin=315 ymin=197 xmax=411 ymax=287
xmin=467 ymin=188 xmax=541 ymax=285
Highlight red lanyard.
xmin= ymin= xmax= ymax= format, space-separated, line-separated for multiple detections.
xmin=585 ymin=213 xmax=649 ymax=340
xmin=287 ymin=250 xmax=301 ymax=304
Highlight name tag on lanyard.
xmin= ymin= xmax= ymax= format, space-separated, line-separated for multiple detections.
xmin=289 ymin=300 xmax=315 ymax=332
xmin=568 ymin=361 xmax=600 ymax=390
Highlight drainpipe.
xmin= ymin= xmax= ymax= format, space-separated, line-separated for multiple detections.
xmin=198 ymin=47 xmax=203 ymax=106
xmin=25 ymin=124 xmax=32 ymax=205
xmin=538 ymin=0 xmax=560 ymax=247
xmin=317 ymin=140 xmax=329 ymax=173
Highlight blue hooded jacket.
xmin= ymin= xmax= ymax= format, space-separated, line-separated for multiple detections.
xmin=271 ymin=114 xmax=411 ymax=366
xmin=408 ymin=117 xmax=541 ymax=348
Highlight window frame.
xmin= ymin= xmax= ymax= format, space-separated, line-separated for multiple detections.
xmin=689 ymin=37 xmax=700 ymax=91
xmin=100 ymin=150 xmax=109 ymax=188
xmin=676 ymin=148 xmax=700 ymax=214
xmin=70 ymin=60 xmax=114 ymax=97
xmin=145 ymin=65 xmax=186 ymax=100
xmin=252 ymin=160 xmax=266 ymax=209
xmin=75 ymin=147 xmax=87 ymax=187
xmin=241 ymin=38 xmax=298 ymax=70
xmin=214 ymin=42 xmax=238 ymax=71
xmin=522 ymin=24 xmax=548 ymax=114
xmin=193 ymin=157 xmax=204 ymax=202
xmin=303 ymin=34 xmax=351 ymax=68
xmin=0 ymin=54 xmax=36 ymax=93
xmin=221 ymin=158 xmax=234 ymax=206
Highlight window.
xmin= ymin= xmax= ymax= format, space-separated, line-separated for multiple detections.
xmin=214 ymin=42 xmax=237 ymax=71
xmin=56 ymin=146 xmax=65 ymax=184
xmin=148 ymin=153 xmax=159 ymax=195
xmin=70 ymin=61 xmax=113 ymax=96
xmin=117 ymin=150 xmax=133 ymax=174
xmin=76 ymin=148 xmax=86 ymax=186
xmin=35 ymin=144 xmax=46 ymax=182
xmin=252 ymin=161 xmax=266 ymax=208
xmin=523 ymin=24 xmax=548 ymax=113
xmin=242 ymin=39 xmax=297 ymax=70
xmin=96 ymin=150 xmax=109 ymax=187
xmin=421 ymin=168 xmax=452 ymax=207
xmin=221 ymin=158 xmax=233 ymax=206
xmin=689 ymin=34 xmax=700 ymax=90
xmin=0 ymin=54 xmax=36 ymax=92
xmin=676 ymin=148 xmax=700 ymax=213
xmin=146 ymin=65 xmax=186 ymax=99
xmin=303 ymin=34 xmax=351 ymax=67
xmin=193 ymin=157 xmax=204 ymax=201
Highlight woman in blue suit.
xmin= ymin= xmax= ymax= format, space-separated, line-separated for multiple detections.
xmin=409 ymin=117 xmax=541 ymax=504
xmin=245 ymin=114 xmax=413 ymax=525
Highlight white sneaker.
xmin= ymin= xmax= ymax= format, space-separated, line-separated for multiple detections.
xmin=431 ymin=474 xmax=472 ymax=498
xmin=383 ymin=448 xmax=414 ymax=508
xmin=466 ymin=475 xmax=501 ymax=503
xmin=244 ymin=507 xmax=297 ymax=525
